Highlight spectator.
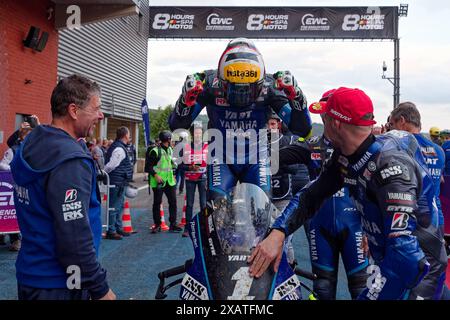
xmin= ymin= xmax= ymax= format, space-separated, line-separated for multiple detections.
xmin=101 ymin=138 xmax=109 ymax=156
xmin=180 ymin=124 xmax=207 ymax=237
xmin=175 ymin=131 xmax=188 ymax=194
xmin=0 ymin=125 xmax=34 ymax=251
xmin=441 ymin=129 xmax=450 ymax=176
xmin=90 ymin=139 xmax=104 ymax=170
xmin=430 ymin=127 xmax=442 ymax=146
xmin=148 ymin=131 xmax=182 ymax=233
xmin=104 ymin=126 xmax=133 ymax=240
xmin=126 ymin=139 xmax=137 ymax=181
xmin=10 ymin=74 xmax=115 ymax=300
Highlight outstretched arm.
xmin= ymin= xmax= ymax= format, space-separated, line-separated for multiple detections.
xmin=169 ymin=72 xmax=207 ymax=131
xmin=248 ymin=155 xmax=343 ymax=277
xmin=269 ymin=71 xmax=312 ymax=138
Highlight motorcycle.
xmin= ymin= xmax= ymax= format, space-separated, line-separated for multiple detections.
xmin=155 ymin=183 xmax=318 ymax=300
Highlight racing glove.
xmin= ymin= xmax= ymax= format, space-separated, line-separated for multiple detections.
xmin=273 ymin=71 xmax=301 ymax=100
xmin=181 ymin=73 xmax=205 ymax=107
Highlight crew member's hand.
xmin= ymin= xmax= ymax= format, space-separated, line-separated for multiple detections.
xmin=248 ymin=229 xmax=285 ymax=278
xmin=273 ymin=71 xmax=300 ymax=100
xmin=99 ymin=289 xmax=116 ymax=300
xmin=182 ymin=73 xmax=204 ymax=107
xmin=154 ymin=174 xmax=163 ymax=184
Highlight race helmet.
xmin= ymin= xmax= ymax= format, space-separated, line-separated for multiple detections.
xmin=125 ymin=185 xmax=138 ymax=199
xmin=429 ymin=126 xmax=440 ymax=137
xmin=159 ymin=130 xmax=172 ymax=143
xmin=218 ymin=38 xmax=265 ymax=107
xmin=178 ymin=130 xmax=189 ymax=140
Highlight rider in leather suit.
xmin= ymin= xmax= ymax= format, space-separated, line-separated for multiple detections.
xmin=169 ymin=38 xmax=312 ymax=203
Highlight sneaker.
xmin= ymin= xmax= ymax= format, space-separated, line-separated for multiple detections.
xmin=182 ymin=230 xmax=189 ymax=238
xmin=169 ymin=224 xmax=183 ymax=233
xmin=9 ymin=240 xmax=21 ymax=252
xmin=105 ymin=232 xmax=123 ymax=240
xmin=151 ymin=225 xmax=161 ymax=234
xmin=117 ymin=230 xmax=131 ymax=237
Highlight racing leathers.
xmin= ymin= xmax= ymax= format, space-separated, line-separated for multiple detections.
xmin=281 ymin=136 xmax=369 ymax=299
xmin=273 ymin=130 xmax=447 ymax=300
xmin=169 ymin=70 xmax=312 ymax=201
xmin=414 ymin=134 xmax=445 ymax=228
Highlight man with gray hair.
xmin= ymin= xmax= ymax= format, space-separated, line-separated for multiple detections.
xmin=388 ymin=101 xmax=447 ymax=300
xmin=10 ymin=74 xmax=115 ymax=300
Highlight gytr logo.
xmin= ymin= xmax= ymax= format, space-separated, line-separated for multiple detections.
xmin=64 ymin=189 xmax=77 ymax=203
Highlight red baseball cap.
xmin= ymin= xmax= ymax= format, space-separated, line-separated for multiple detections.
xmin=308 ymin=87 xmax=376 ymax=126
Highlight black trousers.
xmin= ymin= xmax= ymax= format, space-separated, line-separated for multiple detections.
xmin=152 ymin=184 xmax=177 ymax=226
xmin=18 ymin=284 xmax=90 ymax=300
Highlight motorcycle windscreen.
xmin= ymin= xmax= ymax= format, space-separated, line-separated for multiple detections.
xmin=205 ymin=183 xmax=280 ymax=299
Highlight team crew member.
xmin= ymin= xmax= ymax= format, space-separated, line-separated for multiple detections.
xmin=179 ymin=123 xmax=208 ymax=237
xmin=273 ymin=89 xmax=369 ymax=300
xmin=304 ymin=135 xmax=369 ymax=300
xmin=388 ymin=102 xmax=447 ymax=299
xmin=249 ymin=87 xmax=446 ymax=300
xmin=10 ymin=74 xmax=115 ymax=300
xmin=148 ymin=131 xmax=182 ymax=233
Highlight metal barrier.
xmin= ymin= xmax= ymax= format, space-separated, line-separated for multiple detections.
xmin=98 ymin=170 xmax=115 ymax=231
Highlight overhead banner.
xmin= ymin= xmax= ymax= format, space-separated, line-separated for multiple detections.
xmin=149 ymin=6 xmax=398 ymax=39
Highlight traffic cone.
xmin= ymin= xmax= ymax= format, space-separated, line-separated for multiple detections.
xmin=122 ymin=200 xmax=137 ymax=234
xmin=159 ymin=204 xmax=169 ymax=231
xmin=179 ymin=194 xmax=187 ymax=227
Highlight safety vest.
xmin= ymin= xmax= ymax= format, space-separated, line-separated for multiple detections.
xmin=184 ymin=142 xmax=208 ymax=181
xmin=149 ymin=146 xmax=176 ymax=188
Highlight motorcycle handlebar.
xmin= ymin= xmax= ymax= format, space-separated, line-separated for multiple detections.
xmin=294 ymin=267 xmax=317 ymax=281
xmin=159 ymin=259 xmax=193 ymax=279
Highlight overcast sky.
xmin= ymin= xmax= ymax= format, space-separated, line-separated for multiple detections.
xmin=147 ymin=0 xmax=450 ymax=131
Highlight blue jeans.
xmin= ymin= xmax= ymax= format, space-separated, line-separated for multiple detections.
xmin=108 ymin=185 xmax=125 ymax=234
xmin=185 ymin=179 xmax=206 ymax=230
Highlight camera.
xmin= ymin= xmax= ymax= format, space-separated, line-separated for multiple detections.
xmin=25 ymin=116 xmax=38 ymax=128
